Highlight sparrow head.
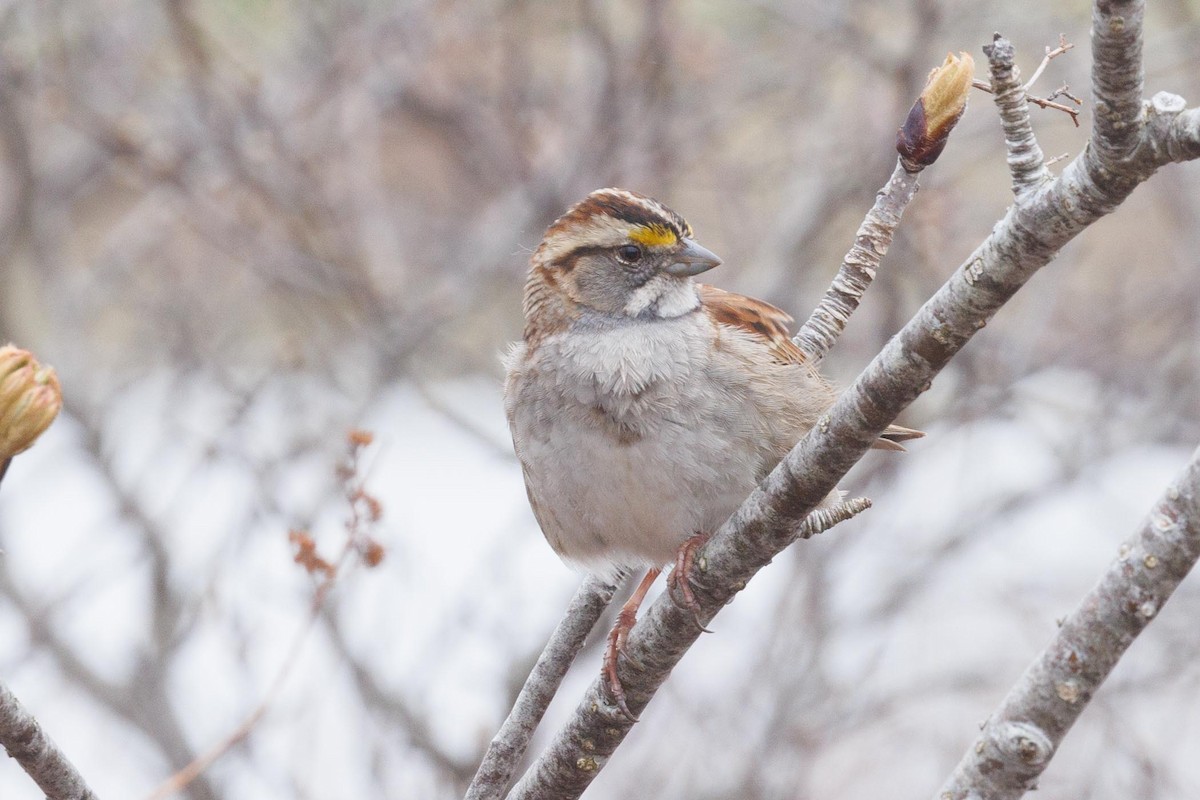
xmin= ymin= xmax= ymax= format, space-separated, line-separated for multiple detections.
xmin=523 ymin=189 xmax=721 ymax=339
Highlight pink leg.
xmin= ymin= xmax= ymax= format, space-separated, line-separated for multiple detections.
xmin=666 ymin=532 xmax=712 ymax=632
xmin=603 ymin=567 xmax=661 ymax=721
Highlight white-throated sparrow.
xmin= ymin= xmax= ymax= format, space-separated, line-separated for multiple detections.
xmin=504 ymin=188 xmax=918 ymax=715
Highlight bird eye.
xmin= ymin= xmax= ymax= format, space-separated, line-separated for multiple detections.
xmin=615 ymin=244 xmax=643 ymax=265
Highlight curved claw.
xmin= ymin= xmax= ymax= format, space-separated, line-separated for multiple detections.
xmin=603 ymin=609 xmax=640 ymax=722
xmin=668 ymin=533 xmax=713 ymax=632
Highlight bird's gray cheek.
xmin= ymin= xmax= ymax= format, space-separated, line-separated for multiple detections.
xmin=574 ymin=263 xmax=634 ymax=313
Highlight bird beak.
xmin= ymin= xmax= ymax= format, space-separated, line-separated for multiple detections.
xmin=664 ymin=239 xmax=722 ymax=277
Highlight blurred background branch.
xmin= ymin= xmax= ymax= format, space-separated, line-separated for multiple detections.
xmin=0 ymin=1 xmax=1198 ymax=798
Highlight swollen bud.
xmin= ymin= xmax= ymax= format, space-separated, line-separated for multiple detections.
xmin=897 ymin=51 xmax=975 ymax=170
xmin=0 ymin=344 xmax=63 ymax=459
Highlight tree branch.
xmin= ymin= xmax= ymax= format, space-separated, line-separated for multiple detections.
xmin=465 ymin=575 xmax=621 ymax=800
xmin=0 ymin=679 xmax=99 ymax=800
xmin=970 ymin=78 xmax=1083 ymax=127
xmin=505 ymin=24 xmax=1200 ymax=798
xmin=796 ymin=51 xmax=973 ymax=363
xmin=935 ymin=442 xmax=1200 ymax=800
xmin=1021 ymin=34 xmax=1074 ymax=92
xmin=986 ymin=35 xmax=1052 ymax=197
xmin=793 ymin=161 xmax=921 ymax=364
xmin=1091 ymin=0 xmax=1145 ymax=162
xmin=506 ymin=500 xmax=873 ymax=800
xmin=1147 ymin=92 xmax=1200 ymax=163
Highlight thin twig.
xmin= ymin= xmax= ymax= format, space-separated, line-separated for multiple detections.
xmin=1025 ymin=94 xmax=1082 ymax=126
xmin=143 ymin=605 xmax=320 ymax=800
xmin=971 ymin=34 xmax=1082 ymax=128
xmin=793 ymin=161 xmax=921 ymax=364
xmin=796 ymin=52 xmax=971 ymax=362
xmin=971 ymin=79 xmax=1082 ymax=126
xmin=1021 ymin=34 xmax=1074 ymax=91
xmin=144 ymin=431 xmax=383 ymax=800
xmin=464 ymin=574 xmax=623 ymax=800
xmin=795 ymin=496 xmax=871 ymax=539
xmin=1045 ymin=83 xmax=1083 ymax=107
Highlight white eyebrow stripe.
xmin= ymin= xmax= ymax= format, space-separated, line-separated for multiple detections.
xmin=538 ymin=214 xmax=631 ymax=264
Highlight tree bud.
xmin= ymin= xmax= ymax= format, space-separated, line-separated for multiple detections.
xmin=897 ymin=51 xmax=975 ymax=169
xmin=0 ymin=345 xmax=63 ymax=459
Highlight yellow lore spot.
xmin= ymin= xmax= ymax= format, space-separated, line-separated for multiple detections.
xmin=628 ymin=224 xmax=678 ymax=247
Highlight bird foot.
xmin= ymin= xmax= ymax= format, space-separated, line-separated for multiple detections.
xmin=603 ymin=606 xmax=640 ymax=721
xmin=667 ymin=532 xmax=712 ymax=633
xmin=601 ymin=567 xmax=661 ymax=722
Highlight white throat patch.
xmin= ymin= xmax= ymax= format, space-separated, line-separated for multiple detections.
xmin=623 ymin=275 xmax=700 ymax=318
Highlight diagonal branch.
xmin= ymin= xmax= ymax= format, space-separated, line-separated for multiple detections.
xmin=935 ymin=442 xmax=1200 ymax=800
xmin=506 ymin=24 xmax=1200 ymax=798
xmin=792 ymin=161 xmax=921 ymax=364
xmin=0 ymin=679 xmax=99 ymax=800
xmin=796 ymin=51 xmax=973 ymax=364
xmin=465 ymin=575 xmax=622 ymax=800
xmin=506 ymin=499 xmax=873 ymax=799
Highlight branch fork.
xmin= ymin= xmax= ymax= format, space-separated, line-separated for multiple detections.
xmin=474 ymin=4 xmax=1200 ymax=798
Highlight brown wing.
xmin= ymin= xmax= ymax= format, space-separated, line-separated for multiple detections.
xmin=700 ymin=284 xmax=926 ymax=450
xmin=698 ymin=284 xmax=807 ymax=364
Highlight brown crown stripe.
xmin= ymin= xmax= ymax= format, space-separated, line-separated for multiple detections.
xmin=546 ymin=191 xmax=691 ymax=243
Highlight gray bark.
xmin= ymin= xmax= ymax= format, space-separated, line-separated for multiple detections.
xmin=504 ymin=2 xmax=1200 ymax=796
xmin=0 ymin=679 xmax=99 ymax=800
xmin=465 ymin=575 xmax=621 ymax=800
xmin=935 ymin=444 xmax=1200 ymax=800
